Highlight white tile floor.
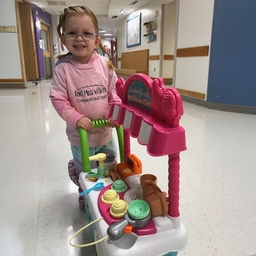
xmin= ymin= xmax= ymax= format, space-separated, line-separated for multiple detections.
xmin=0 ymin=80 xmax=256 ymax=256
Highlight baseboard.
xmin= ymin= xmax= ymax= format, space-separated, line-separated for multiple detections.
xmin=150 ymin=77 xmax=173 ymax=85
xmin=181 ymin=95 xmax=256 ymax=115
xmin=176 ymin=88 xmax=205 ymax=100
xmin=0 ymin=82 xmax=26 ymax=89
xmin=163 ymin=78 xmax=173 ymax=85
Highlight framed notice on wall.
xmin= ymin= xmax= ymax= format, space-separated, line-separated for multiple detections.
xmin=126 ymin=13 xmax=141 ymax=48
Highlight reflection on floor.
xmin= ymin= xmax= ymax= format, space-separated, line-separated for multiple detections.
xmin=0 ymin=80 xmax=256 ymax=256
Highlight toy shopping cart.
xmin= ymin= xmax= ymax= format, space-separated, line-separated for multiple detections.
xmin=69 ymin=73 xmax=188 ymax=256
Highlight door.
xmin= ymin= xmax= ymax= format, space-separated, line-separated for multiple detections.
xmin=41 ymin=23 xmax=53 ymax=79
xmin=17 ymin=1 xmax=39 ymax=81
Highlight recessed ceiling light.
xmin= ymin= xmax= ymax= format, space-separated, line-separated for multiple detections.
xmin=104 ymin=33 xmax=112 ymax=36
xmin=99 ymin=30 xmax=106 ymax=33
xmin=129 ymin=0 xmax=138 ymax=5
xmin=47 ymin=1 xmax=66 ymax=6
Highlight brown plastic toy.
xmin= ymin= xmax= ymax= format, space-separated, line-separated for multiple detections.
xmin=140 ymin=174 xmax=168 ymax=216
xmin=109 ymin=170 xmax=118 ymax=182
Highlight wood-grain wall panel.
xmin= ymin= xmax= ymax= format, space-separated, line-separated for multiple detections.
xmin=149 ymin=55 xmax=159 ymax=60
xmin=164 ymin=55 xmax=174 ymax=60
xmin=177 ymin=46 xmax=209 ymax=57
xmin=121 ymin=49 xmax=149 ymax=74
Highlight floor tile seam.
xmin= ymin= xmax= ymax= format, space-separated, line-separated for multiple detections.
xmin=215 ymin=189 xmax=256 ymax=200
xmin=180 ymin=190 xmax=256 ymax=206
xmin=35 ymin=144 xmax=47 ymax=251
xmin=181 ymin=211 xmax=221 ymax=255
xmin=0 ymin=134 xmax=12 ymax=159
xmin=0 ymin=195 xmax=40 ymax=203
xmin=35 ymin=228 xmax=69 ymax=240
xmin=188 ymin=159 xmax=253 ymax=170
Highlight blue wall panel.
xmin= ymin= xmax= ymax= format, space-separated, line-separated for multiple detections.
xmin=207 ymin=0 xmax=256 ymax=107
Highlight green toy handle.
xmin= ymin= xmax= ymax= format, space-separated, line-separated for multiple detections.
xmin=78 ymin=120 xmax=124 ymax=173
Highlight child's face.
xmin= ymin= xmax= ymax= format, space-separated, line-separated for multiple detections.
xmin=61 ymin=14 xmax=101 ymax=64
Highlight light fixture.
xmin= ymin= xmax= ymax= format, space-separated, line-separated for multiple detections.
xmin=99 ymin=30 xmax=106 ymax=33
xmin=120 ymin=9 xmax=126 ymax=14
xmin=129 ymin=0 xmax=138 ymax=5
xmin=36 ymin=19 xmax=41 ymax=30
xmin=104 ymin=33 xmax=112 ymax=36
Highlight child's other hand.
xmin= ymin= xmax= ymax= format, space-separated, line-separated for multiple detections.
xmin=107 ymin=119 xmax=118 ymax=128
xmin=76 ymin=117 xmax=93 ymax=130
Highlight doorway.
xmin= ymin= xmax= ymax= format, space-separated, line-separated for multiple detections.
xmin=41 ymin=23 xmax=53 ymax=79
xmin=17 ymin=1 xmax=39 ymax=81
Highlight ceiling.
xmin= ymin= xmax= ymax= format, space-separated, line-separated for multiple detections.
xmin=24 ymin=0 xmax=152 ymax=39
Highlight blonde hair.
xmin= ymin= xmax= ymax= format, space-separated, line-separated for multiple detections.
xmin=57 ymin=5 xmax=115 ymax=70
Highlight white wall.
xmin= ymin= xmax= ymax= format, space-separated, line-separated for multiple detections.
xmin=117 ymin=0 xmax=174 ymax=77
xmin=162 ymin=1 xmax=177 ymax=79
xmin=174 ymin=0 xmax=215 ymax=95
xmin=116 ymin=0 xmax=215 ymax=96
xmin=51 ymin=14 xmax=68 ymax=62
xmin=0 ymin=0 xmax=22 ymax=79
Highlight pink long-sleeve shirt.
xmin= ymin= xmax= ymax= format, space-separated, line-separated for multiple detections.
xmin=50 ymin=53 xmax=121 ymax=147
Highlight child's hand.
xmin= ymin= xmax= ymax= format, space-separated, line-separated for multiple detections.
xmin=76 ymin=117 xmax=93 ymax=130
xmin=107 ymin=119 xmax=118 ymax=128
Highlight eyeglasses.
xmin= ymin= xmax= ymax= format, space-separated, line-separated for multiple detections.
xmin=62 ymin=31 xmax=99 ymax=41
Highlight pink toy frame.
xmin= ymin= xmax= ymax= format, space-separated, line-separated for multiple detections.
xmin=108 ymin=73 xmax=186 ymax=218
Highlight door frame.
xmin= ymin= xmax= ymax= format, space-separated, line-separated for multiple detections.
xmin=16 ymin=1 xmax=39 ymax=81
xmin=41 ymin=22 xmax=53 ymax=78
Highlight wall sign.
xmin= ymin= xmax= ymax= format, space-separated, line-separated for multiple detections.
xmin=127 ymin=80 xmax=152 ymax=112
xmin=0 ymin=26 xmax=17 ymax=33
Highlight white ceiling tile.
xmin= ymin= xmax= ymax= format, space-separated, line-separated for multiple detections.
xmin=25 ymin=0 xmax=155 ymax=39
